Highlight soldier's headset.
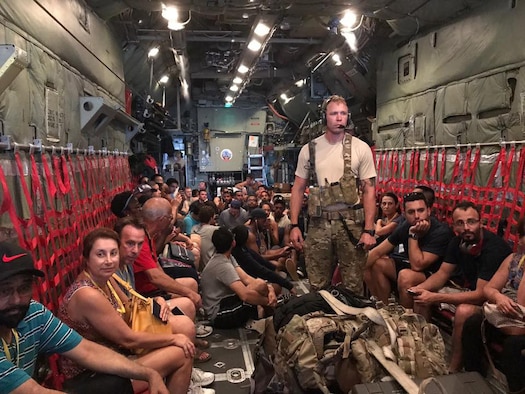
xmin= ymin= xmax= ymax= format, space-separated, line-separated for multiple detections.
xmin=320 ymin=95 xmax=352 ymax=128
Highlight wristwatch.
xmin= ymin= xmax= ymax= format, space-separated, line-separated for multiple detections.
xmin=362 ymin=229 xmax=375 ymax=237
xmin=290 ymin=224 xmax=300 ymax=229
xmin=408 ymin=232 xmax=418 ymax=240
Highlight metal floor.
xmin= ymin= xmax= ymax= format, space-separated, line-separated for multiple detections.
xmin=197 ymin=279 xmax=311 ymax=394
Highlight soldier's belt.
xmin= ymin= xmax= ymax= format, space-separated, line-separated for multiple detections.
xmin=320 ymin=209 xmax=354 ymax=221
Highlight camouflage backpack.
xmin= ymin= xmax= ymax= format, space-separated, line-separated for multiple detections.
xmin=319 ymin=291 xmax=448 ymax=383
xmin=352 ymin=300 xmax=448 ymax=382
xmin=274 ymin=311 xmax=367 ymax=394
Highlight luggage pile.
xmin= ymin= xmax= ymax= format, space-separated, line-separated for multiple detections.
xmin=251 ymin=287 xmax=461 ymax=394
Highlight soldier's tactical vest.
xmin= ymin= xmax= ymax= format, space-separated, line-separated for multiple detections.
xmin=307 ymin=133 xmax=359 ymax=217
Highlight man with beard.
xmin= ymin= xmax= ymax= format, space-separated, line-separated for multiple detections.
xmin=364 ymin=191 xmax=453 ymax=304
xmin=407 ymin=201 xmax=511 ymax=372
xmin=0 ymin=242 xmax=168 ymax=393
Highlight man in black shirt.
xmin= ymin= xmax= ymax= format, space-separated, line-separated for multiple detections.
xmin=408 ymin=201 xmax=511 ymax=372
xmin=364 ymin=192 xmax=453 ymax=304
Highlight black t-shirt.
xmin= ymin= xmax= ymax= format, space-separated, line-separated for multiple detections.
xmin=387 ymin=216 xmax=453 ymax=273
xmin=445 ymin=228 xmax=512 ymax=290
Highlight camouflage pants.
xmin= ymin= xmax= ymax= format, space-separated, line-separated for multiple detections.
xmin=304 ymin=217 xmax=366 ymax=294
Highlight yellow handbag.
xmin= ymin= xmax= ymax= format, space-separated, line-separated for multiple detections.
xmin=112 ymin=274 xmax=172 ymax=355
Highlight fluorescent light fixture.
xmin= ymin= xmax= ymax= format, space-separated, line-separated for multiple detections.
xmin=225 ymin=96 xmax=233 ymax=102
xmin=159 ymin=75 xmax=169 ymax=84
xmin=342 ymin=31 xmax=357 ymax=51
xmin=229 ymin=85 xmax=239 ymax=92
xmin=332 ymin=53 xmax=342 ymax=66
xmin=238 ymin=64 xmax=249 ymax=74
xmin=247 ymin=39 xmax=262 ymax=52
xmin=161 ymin=5 xmax=179 ymax=20
xmin=233 ymin=76 xmax=243 ymax=84
xmin=148 ymin=47 xmax=159 ymax=58
xmin=254 ymin=23 xmax=270 ymax=36
xmin=340 ymin=10 xmax=358 ymax=28
xmin=168 ymin=20 xmax=185 ymax=31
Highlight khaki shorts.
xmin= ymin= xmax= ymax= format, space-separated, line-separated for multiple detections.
xmin=437 ymin=285 xmax=470 ymax=314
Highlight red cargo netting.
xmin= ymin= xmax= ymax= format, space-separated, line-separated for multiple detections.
xmin=375 ymin=144 xmax=525 ymax=249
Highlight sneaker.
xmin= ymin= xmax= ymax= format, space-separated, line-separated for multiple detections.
xmin=195 ymin=324 xmax=213 ymax=338
xmin=187 ymin=382 xmax=215 ymax=394
xmin=277 ymin=293 xmax=294 ymax=306
xmin=285 ymin=258 xmax=300 ymax=281
xmin=192 ymin=368 xmax=215 ymax=386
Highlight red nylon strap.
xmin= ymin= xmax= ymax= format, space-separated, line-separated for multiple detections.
xmin=12 ymin=153 xmax=34 ymax=247
xmin=431 ymin=149 xmax=439 ymax=181
xmin=52 ymin=155 xmax=68 ymax=195
xmin=422 ymin=149 xmax=430 ymax=181
xmin=0 ymin=162 xmax=24 ymax=243
xmin=29 ymin=154 xmax=53 ymax=303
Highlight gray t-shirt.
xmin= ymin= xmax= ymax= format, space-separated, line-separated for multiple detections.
xmin=201 ymin=254 xmax=240 ymax=320
xmin=218 ymin=208 xmax=249 ymax=229
xmin=191 ymin=223 xmax=219 ymax=269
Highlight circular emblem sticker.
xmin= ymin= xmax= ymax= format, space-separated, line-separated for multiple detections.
xmin=220 ymin=149 xmax=233 ymax=161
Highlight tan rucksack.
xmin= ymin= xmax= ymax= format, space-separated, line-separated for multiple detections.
xmin=274 ymin=311 xmax=367 ymax=394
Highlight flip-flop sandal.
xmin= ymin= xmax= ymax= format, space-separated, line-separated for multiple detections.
xmin=195 ymin=338 xmax=210 ymax=349
xmin=196 ymin=324 xmax=213 ymax=338
xmin=194 ymin=348 xmax=212 ymax=363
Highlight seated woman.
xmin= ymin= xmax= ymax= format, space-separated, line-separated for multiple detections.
xmin=462 ymin=218 xmax=525 ymax=393
xmin=58 ymin=228 xmax=194 ymax=394
xmin=231 ymin=225 xmax=295 ymax=295
xmin=374 ymin=192 xmax=403 ymax=244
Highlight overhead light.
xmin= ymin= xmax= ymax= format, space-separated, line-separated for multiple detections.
xmin=242 ymin=13 xmax=249 ymax=19
xmin=229 ymin=85 xmax=239 ymax=92
xmin=159 ymin=75 xmax=169 ymax=84
xmin=342 ymin=31 xmax=358 ymax=51
xmin=280 ymin=93 xmax=288 ymax=100
xmin=295 ymin=79 xmax=305 ymax=87
xmin=332 ymin=53 xmax=342 ymax=66
xmin=162 ymin=4 xmax=191 ymax=30
xmin=233 ymin=76 xmax=243 ymax=84
xmin=225 ymin=96 xmax=233 ymax=102
xmin=247 ymin=39 xmax=262 ymax=52
xmin=161 ymin=5 xmax=179 ymax=20
xmin=168 ymin=20 xmax=186 ymax=30
xmin=254 ymin=23 xmax=270 ymax=36
xmin=340 ymin=10 xmax=358 ymax=29
xmin=238 ymin=64 xmax=249 ymax=74
xmin=148 ymin=47 xmax=159 ymax=58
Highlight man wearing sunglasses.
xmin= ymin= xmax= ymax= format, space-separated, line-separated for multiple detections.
xmin=364 ymin=191 xmax=453 ymax=304
xmin=406 ymin=201 xmax=511 ymax=372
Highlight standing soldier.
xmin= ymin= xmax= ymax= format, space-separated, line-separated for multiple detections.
xmin=289 ymin=95 xmax=377 ymax=293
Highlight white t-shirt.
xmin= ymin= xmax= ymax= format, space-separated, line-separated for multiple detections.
xmin=295 ymin=134 xmax=376 ymax=184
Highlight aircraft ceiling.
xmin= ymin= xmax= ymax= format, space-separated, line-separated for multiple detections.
xmin=84 ymin=0 xmax=487 ymax=119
